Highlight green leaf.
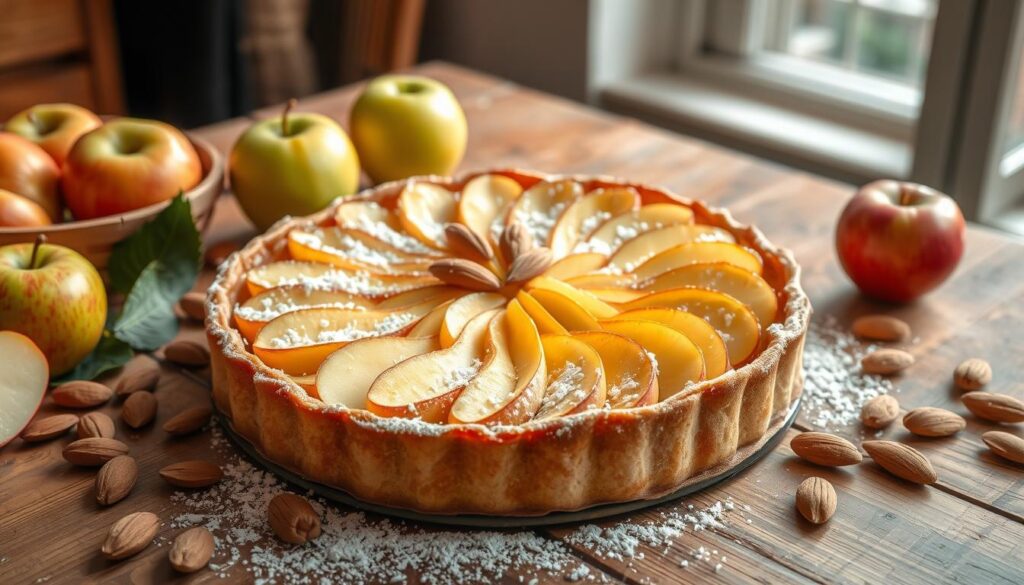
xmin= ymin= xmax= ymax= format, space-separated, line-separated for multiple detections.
xmin=54 ymin=333 xmax=134 ymax=383
xmin=112 ymin=261 xmax=186 ymax=350
xmin=108 ymin=194 xmax=201 ymax=295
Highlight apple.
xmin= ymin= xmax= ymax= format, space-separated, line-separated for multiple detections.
xmin=0 ymin=132 xmax=61 ymax=220
xmin=4 ymin=103 xmax=102 ymax=167
xmin=61 ymin=118 xmax=202 ymax=220
xmin=0 ymin=236 xmax=107 ymax=376
xmin=0 ymin=331 xmax=49 ymax=446
xmin=350 ymin=75 xmax=467 ymax=184
xmin=0 ymin=188 xmax=52 ymax=227
xmin=230 ymin=100 xmax=360 ymax=231
xmin=836 ymin=180 xmax=965 ymax=303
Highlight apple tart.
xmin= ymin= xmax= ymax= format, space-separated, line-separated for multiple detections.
xmin=206 ymin=169 xmax=810 ymax=515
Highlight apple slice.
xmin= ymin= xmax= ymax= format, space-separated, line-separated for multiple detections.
xmin=579 ymin=203 xmax=696 ymax=255
xmin=457 ymin=173 xmax=523 ymax=248
xmin=641 ymin=263 xmax=778 ymax=329
xmin=289 ymin=374 xmax=318 ymax=398
xmin=367 ymin=308 xmax=497 ymax=422
xmin=544 ymin=252 xmax=608 ymax=280
xmin=605 ymin=225 xmax=735 ymax=273
xmin=398 ymin=182 xmax=458 ymax=249
xmin=566 ymin=273 xmax=637 ymax=289
xmin=507 ymin=179 xmax=583 ymax=247
xmin=234 ymin=286 xmax=376 ymax=342
xmin=623 ymin=288 xmax=760 ymax=366
xmin=0 ymin=331 xmax=49 ymax=446
xmin=549 ymin=187 xmax=639 ymax=258
xmin=524 ymin=276 xmax=618 ymax=319
xmin=515 ymin=290 xmax=569 ymax=335
xmin=335 ymin=201 xmax=441 ymax=256
xmin=317 ymin=335 xmax=439 ymax=408
xmin=534 ymin=334 xmax=606 ymax=419
xmin=528 ymin=288 xmax=601 ymax=332
xmin=573 ymin=331 xmax=658 ymax=408
xmin=375 ymin=285 xmax=463 ymax=310
xmin=287 ymin=227 xmax=433 ymax=273
xmin=439 ymin=292 xmax=507 ymax=347
xmin=583 ymin=288 xmax=645 ymax=305
xmin=604 ymin=308 xmax=729 ymax=379
xmin=245 ymin=261 xmax=438 ymax=297
xmin=632 ymin=241 xmax=764 ymax=281
xmin=600 ymin=319 xmax=704 ymax=399
xmin=407 ymin=299 xmax=455 ymax=337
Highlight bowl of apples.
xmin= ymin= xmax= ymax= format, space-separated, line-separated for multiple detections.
xmin=0 ymin=103 xmax=223 ymax=272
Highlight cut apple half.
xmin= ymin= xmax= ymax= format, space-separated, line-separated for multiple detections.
xmin=605 ymin=225 xmax=735 ymax=273
xmin=507 ymin=179 xmax=583 ymax=247
xmin=524 ymin=276 xmax=619 ymax=319
xmin=367 ymin=308 xmax=497 ymax=422
xmin=528 ymin=288 xmax=601 ymax=332
xmin=631 ymin=241 xmax=763 ymax=281
xmin=335 ymin=201 xmax=441 ymax=256
xmin=641 ymin=263 xmax=778 ymax=329
xmin=623 ymin=288 xmax=760 ymax=366
xmin=287 ymin=227 xmax=434 ymax=273
xmin=439 ymin=292 xmax=507 ymax=347
xmin=544 ymin=252 xmax=607 ymax=280
xmin=605 ymin=308 xmax=729 ymax=379
xmin=549 ymin=187 xmax=639 ymax=258
xmin=245 ymin=261 xmax=439 ymax=297
xmin=0 ymin=331 xmax=49 ymax=446
xmin=515 ymin=290 xmax=569 ymax=335
xmin=234 ymin=286 xmax=375 ymax=343
xmin=317 ymin=335 xmax=439 ymax=409
xmin=599 ymin=319 xmax=704 ymax=399
xmin=573 ymin=331 xmax=658 ymax=409
xmin=398 ymin=182 xmax=458 ymax=249
xmin=580 ymin=203 xmax=696 ymax=255
xmin=535 ymin=334 xmax=606 ymax=419
xmin=458 ymin=173 xmax=523 ymax=249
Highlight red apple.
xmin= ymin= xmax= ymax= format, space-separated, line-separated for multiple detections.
xmin=62 ymin=118 xmax=202 ymax=220
xmin=0 ymin=132 xmax=61 ymax=220
xmin=0 ymin=331 xmax=49 ymax=446
xmin=4 ymin=103 xmax=102 ymax=167
xmin=836 ymin=180 xmax=965 ymax=303
xmin=0 ymin=188 xmax=52 ymax=227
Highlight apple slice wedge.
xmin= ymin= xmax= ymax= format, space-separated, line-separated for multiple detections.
xmin=317 ymin=335 xmax=439 ymax=409
xmin=600 ymin=319 xmax=704 ymax=399
xmin=335 ymin=201 xmax=441 ymax=256
xmin=287 ymin=227 xmax=434 ymax=273
xmin=549 ymin=187 xmax=639 ymax=257
xmin=544 ymin=252 xmax=607 ymax=280
xmin=579 ymin=203 xmax=696 ymax=255
xmin=407 ymin=298 xmax=456 ymax=337
xmin=367 ymin=309 xmax=497 ymax=422
xmin=234 ymin=285 xmax=376 ymax=343
xmin=375 ymin=285 xmax=464 ymax=310
xmin=515 ymin=290 xmax=569 ymax=335
xmin=641 ymin=262 xmax=778 ymax=329
xmin=605 ymin=225 xmax=735 ymax=273
xmin=566 ymin=273 xmax=637 ymax=289
xmin=439 ymin=292 xmax=507 ymax=347
xmin=604 ymin=308 xmax=729 ymax=379
xmin=632 ymin=241 xmax=763 ymax=281
xmin=524 ymin=276 xmax=618 ymax=319
xmin=534 ymin=334 xmax=606 ymax=419
xmin=573 ymin=331 xmax=658 ymax=408
xmin=529 ymin=288 xmax=601 ymax=332
xmin=583 ymin=288 xmax=645 ymax=305
xmin=507 ymin=179 xmax=583 ymax=247
xmin=398 ymin=182 xmax=458 ymax=249
xmin=457 ymin=173 xmax=523 ymax=249
xmin=245 ymin=261 xmax=439 ymax=297
xmin=0 ymin=331 xmax=49 ymax=446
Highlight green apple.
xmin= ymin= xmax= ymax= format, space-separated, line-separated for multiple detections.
xmin=0 ymin=237 xmax=107 ymax=376
xmin=230 ymin=102 xmax=360 ymax=231
xmin=350 ymin=75 xmax=467 ymax=184
xmin=5 ymin=103 xmax=102 ymax=167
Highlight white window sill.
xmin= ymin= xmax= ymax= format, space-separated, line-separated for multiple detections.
xmin=600 ymin=74 xmax=913 ymax=183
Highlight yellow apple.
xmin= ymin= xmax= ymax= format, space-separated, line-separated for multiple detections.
xmin=5 ymin=103 xmax=102 ymax=167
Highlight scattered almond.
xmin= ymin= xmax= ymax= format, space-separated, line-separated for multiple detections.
xmin=121 ymin=391 xmax=157 ymax=428
xmin=179 ymin=291 xmax=206 ymax=322
xmin=981 ymin=431 xmax=1024 ymax=464
xmin=169 ymin=526 xmax=214 ymax=573
xmin=851 ymin=315 xmax=911 ymax=342
xmin=19 ymin=414 xmax=78 ymax=442
xmin=101 ymin=511 xmax=160 ymax=560
xmin=953 ymin=358 xmax=992 ymax=391
xmin=860 ymin=394 xmax=900 ymax=429
xmin=903 ymin=407 xmax=965 ymax=437
xmin=790 ymin=432 xmax=863 ymax=466
xmin=160 ymin=460 xmax=223 ymax=488
xmin=163 ymin=405 xmax=212 ymax=436
xmin=861 ymin=349 xmax=914 ymax=375
xmin=96 ymin=455 xmax=138 ymax=506
xmin=795 ymin=476 xmax=837 ymax=525
xmin=205 ymin=239 xmax=240 ymax=268
xmin=428 ymin=258 xmax=502 ymax=291
xmin=506 ymin=247 xmax=553 ymax=283
xmin=444 ymin=223 xmax=492 ymax=262
xmin=63 ymin=437 xmax=129 ymax=466
xmin=862 ymin=440 xmax=937 ymax=484
xmin=268 ymin=493 xmax=321 ymax=544
xmin=77 ymin=411 xmax=116 ymax=439
xmin=114 ymin=361 xmax=160 ymax=397
xmin=500 ymin=221 xmax=532 ymax=262
xmin=51 ymin=380 xmax=113 ymax=408
xmin=164 ymin=340 xmax=210 ymax=367
xmin=962 ymin=392 xmax=1024 ymax=423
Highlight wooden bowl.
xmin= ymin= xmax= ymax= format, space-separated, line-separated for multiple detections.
xmin=0 ymin=134 xmax=224 ymax=272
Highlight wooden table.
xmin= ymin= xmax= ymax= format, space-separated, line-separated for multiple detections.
xmin=2 ymin=62 xmax=1023 ymax=584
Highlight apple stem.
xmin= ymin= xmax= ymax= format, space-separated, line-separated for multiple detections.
xmin=282 ymin=98 xmax=297 ymax=137
xmin=29 ymin=234 xmax=46 ymax=269
xmin=899 ymin=186 xmax=915 ymax=206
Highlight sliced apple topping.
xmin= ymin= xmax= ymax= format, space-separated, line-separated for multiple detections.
xmin=544 ymin=252 xmax=607 ymax=280
xmin=317 ymin=335 xmax=439 ymax=409
xmin=335 ymin=201 xmax=440 ymax=256
xmin=583 ymin=288 xmax=645 ymax=305
xmin=605 ymin=225 xmax=735 ymax=274
xmin=245 ymin=260 xmax=439 ymax=297
xmin=458 ymin=174 xmax=523 ymax=248
xmin=406 ymin=299 xmax=455 ymax=337
xmin=234 ymin=285 xmax=375 ymax=342
xmin=287 ymin=226 xmax=434 ymax=273
xmin=600 ymin=319 xmax=704 ymax=399
xmin=367 ymin=309 xmax=497 ymax=422
xmin=573 ymin=331 xmax=658 ymax=408
xmin=524 ymin=276 xmax=618 ymax=319
xmin=549 ymin=187 xmax=639 ymax=258
xmin=631 ymin=241 xmax=763 ymax=281
xmin=535 ymin=334 xmax=606 ymax=419
xmin=515 ymin=290 xmax=569 ymax=335
xmin=578 ymin=203 xmax=696 ymax=255
xmin=529 ymin=288 xmax=601 ymax=332
xmin=641 ymin=263 xmax=778 ymax=329
xmin=605 ymin=308 xmax=729 ymax=379
xmin=439 ymin=292 xmax=507 ymax=347
xmin=507 ymin=180 xmax=582 ymax=247
xmin=398 ymin=182 xmax=458 ymax=249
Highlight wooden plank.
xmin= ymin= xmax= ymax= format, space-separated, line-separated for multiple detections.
xmin=0 ymin=62 xmax=94 ymax=120
xmin=0 ymin=0 xmax=86 ymax=69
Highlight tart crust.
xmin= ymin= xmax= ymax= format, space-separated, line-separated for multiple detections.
xmin=206 ymin=169 xmax=811 ymax=516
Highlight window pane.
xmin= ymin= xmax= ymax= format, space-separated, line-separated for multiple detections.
xmin=1002 ymin=49 xmax=1024 ymax=158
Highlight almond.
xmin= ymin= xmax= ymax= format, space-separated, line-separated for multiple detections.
xmin=795 ymin=476 xmax=837 ymax=525
xmin=851 ymin=315 xmax=911 ymax=342
xmin=860 ymin=394 xmax=900 ymax=429
xmin=862 ymin=440 xmax=937 ymax=484
xmin=169 ymin=526 xmax=214 ymax=573
xmin=20 ymin=414 xmax=78 ymax=442
xmin=205 ymin=239 xmax=240 ymax=268
xmin=790 ymin=432 xmax=863 ymax=466
xmin=500 ymin=221 xmax=532 ymax=262
xmin=96 ymin=455 xmax=138 ymax=506
xmin=101 ymin=511 xmax=160 ymax=560
xmin=163 ymin=405 xmax=212 ymax=436
xmin=428 ymin=258 xmax=501 ymax=291
xmin=63 ymin=437 xmax=129 ymax=466
xmin=903 ymin=407 xmax=965 ymax=437
xmin=51 ymin=380 xmax=113 ymax=408
xmin=268 ymin=493 xmax=321 ymax=544
xmin=121 ymin=391 xmax=157 ymax=429
xmin=179 ymin=291 xmax=206 ymax=322
xmin=164 ymin=340 xmax=210 ymax=367
xmin=981 ymin=431 xmax=1024 ymax=464
xmin=160 ymin=460 xmax=223 ymax=488
xmin=114 ymin=361 xmax=160 ymax=397
xmin=77 ymin=411 xmax=116 ymax=439
xmin=444 ymin=223 xmax=492 ymax=263
xmin=961 ymin=391 xmax=1024 ymax=423
xmin=506 ymin=247 xmax=553 ymax=283
xmin=861 ymin=349 xmax=914 ymax=375
xmin=953 ymin=358 xmax=992 ymax=391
